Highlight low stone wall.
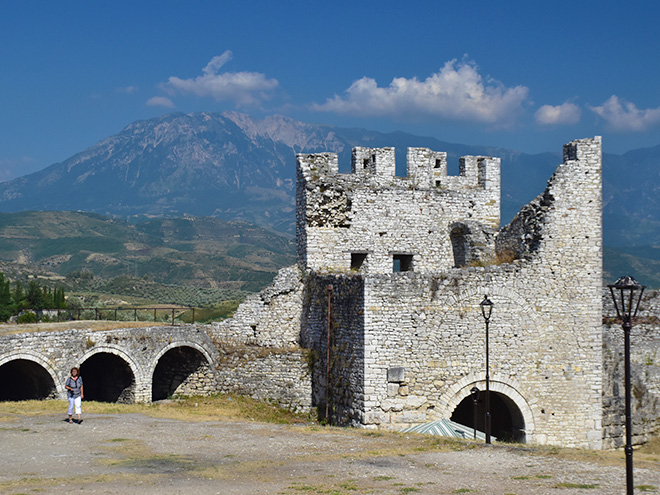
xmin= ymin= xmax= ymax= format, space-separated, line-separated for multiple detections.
xmin=213 ymin=342 xmax=312 ymax=413
xmin=602 ymin=289 xmax=660 ymax=448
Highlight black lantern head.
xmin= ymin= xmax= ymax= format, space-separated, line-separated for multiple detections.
xmin=470 ymin=386 xmax=480 ymax=403
xmin=480 ymin=295 xmax=494 ymax=322
xmin=608 ymin=275 xmax=645 ymax=323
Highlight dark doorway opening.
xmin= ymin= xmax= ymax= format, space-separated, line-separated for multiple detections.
xmin=0 ymin=359 xmax=56 ymax=401
xmin=152 ymin=346 xmax=207 ymax=401
xmin=80 ymin=353 xmax=135 ymax=403
xmin=450 ymin=226 xmax=468 ymax=268
xmin=450 ymin=390 xmax=526 ymax=443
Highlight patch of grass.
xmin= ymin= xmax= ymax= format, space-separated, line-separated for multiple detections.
xmin=637 ymin=486 xmax=658 ymax=492
xmin=338 ymin=481 xmax=358 ymax=491
xmin=400 ymin=488 xmax=421 ymax=493
xmin=453 ymin=489 xmax=473 ymax=494
xmin=373 ymin=475 xmax=394 ymax=481
xmin=553 ymin=482 xmax=599 ymax=489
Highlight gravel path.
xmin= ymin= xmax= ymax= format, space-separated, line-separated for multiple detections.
xmin=1 ymin=413 xmax=659 ymax=494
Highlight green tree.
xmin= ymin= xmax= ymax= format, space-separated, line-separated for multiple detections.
xmin=0 ymin=273 xmax=12 ymax=321
xmin=26 ymin=280 xmax=44 ymax=309
xmin=13 ymin=282 xmax=26 ymax=309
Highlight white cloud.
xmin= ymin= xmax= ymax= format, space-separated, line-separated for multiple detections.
xmin=311 ymin=59 xmax=529 ymax=126
xmin=535 ymin=102 xmax=581 ymax=125
xmin=146 ymin=96 xmax=175 ymax=108
xmin=117 ymin=85 xmax=138 ymax=94
xmin=589 ymin=95 xmax=660 ymax=132
xmin=161 ymin=51 xmax=278 ymax=107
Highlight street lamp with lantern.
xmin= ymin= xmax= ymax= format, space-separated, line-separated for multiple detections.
xmin=608 ymin=275 xmax=645 ymax=495
xmin=480 ymin=294 xmax=494 ymax=444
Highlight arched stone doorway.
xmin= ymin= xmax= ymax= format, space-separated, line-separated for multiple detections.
xmin=152 ymin=345 xmax=214 ymax=401
xmin=80 ymin=352 xmax=136 ymax=403
xmin=0 ymin=359 xmax=57 ymax=401
xmin=450 ymin=390 xmax=526 ymax=443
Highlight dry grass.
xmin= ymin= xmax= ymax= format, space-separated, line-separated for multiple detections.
xmin=0 ymin=320 xmax=167 ymax=336
xmin=0 ymin=395 xmax=314 ymax=424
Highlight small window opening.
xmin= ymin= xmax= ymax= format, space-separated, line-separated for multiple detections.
xmin=435 ymin=180 xmax=442 ymax=187
xmin=351 ymin=253 xmax=367 ymax=271
xmin=434 ymin=159 xmax=442 ymax=169
xmin=393 ymin=254 xmax=413 ymax=272
xmin=362 ymin=158 xmax=369 ymax=169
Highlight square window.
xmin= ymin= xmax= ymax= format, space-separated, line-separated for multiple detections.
xmin=351 ymin=253 xmax=367 ymax=270
xmin=393 ymin=254 xmax=413 ymax=272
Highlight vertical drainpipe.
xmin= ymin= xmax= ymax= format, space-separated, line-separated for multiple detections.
xmin=326 ymin=284 xmax=333 ymax=422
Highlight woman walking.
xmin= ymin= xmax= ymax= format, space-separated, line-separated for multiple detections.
xmin=65 ymin=367 xmax=84 ymax=424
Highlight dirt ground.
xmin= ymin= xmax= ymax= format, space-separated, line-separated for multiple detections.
xmin=1 ymin=413 xmax=660 ymax=494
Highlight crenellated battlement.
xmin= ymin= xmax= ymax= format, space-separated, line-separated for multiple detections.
xmin=296 ymin=146 xmax=501 ymax=274
xmin=297 ymin=146 xmax=500 ymax=193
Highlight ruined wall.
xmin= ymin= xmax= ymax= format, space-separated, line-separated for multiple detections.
xmin=296 ymin=147 xmax=500 ymax=274
xmin=210 ymin=266 xmax=313 ymax=412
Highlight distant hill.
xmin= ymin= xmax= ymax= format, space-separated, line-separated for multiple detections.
xmin=0 ymin=211 xmax=295 ymax=292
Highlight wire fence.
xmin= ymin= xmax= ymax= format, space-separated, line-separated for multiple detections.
xmin=15 ymin=307 xmax=203 ymax=325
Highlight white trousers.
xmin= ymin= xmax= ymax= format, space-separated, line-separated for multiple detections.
xmin=68 ymin=396 xmax=81 ymax=415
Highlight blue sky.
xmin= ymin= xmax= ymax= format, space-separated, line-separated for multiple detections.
xmin=2 ymin=1 xmax=660 ymax=181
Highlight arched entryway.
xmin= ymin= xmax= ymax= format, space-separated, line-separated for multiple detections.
xmin=0 ymin=359 xmax=57 ymax=400
xmin=152 ymin=345 xmax=213 ymax=401
xmin=80 ymin=352 xmax=136 ymax=403
xmin=450 ymin=390 xmax=526 ymax=443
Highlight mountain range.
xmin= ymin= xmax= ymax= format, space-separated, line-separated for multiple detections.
xmin=0 ymin=112 xmax=657 ymax=285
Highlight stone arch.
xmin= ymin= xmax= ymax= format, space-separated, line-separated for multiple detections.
xmin=438 ymin=372 xmax=535 ymax=443
xmin=79 ymin=345 xmax=143 ymax=403
xmin=0 ymin=351 xmax=63 ymax=400
xmin=150 ymin=342 xmax=216 ymax=401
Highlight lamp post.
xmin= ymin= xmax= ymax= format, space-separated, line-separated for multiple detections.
xmin=480 ymin=294 xmax=494 ymax=444
xmin=470 ymin=386 xmax=480 ymax=440
xmin=608 ymin=276 xmax=645 ymax=495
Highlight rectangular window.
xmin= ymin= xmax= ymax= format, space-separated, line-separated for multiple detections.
xmin=351 ymin=253 xmax=367 ymax=270
xmin=393 ymin=254 xmax=413 ymax=272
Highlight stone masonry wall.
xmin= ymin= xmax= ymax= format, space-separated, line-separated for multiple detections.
xmin=300 ymin=273 xmax=365 ymax=424
xmin=602 ymin=289 xmax=660 ymax=448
